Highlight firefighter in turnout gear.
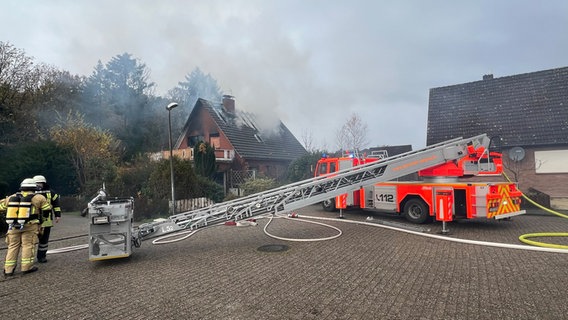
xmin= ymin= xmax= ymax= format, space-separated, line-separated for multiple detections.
xmin=33 ymin=175 xmax=61 ymax=263
xmin=1 ymin=178 xmax=51 ymax=276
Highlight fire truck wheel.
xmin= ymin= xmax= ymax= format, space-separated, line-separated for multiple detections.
xmin=403 ymin=199 xmax=430 ymax=224
xmin=322 ymin=199 xmax=337 ymax=212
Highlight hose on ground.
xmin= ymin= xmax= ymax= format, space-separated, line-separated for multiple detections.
xmin=502 ymin=171 xmax=568 ymax=249
xmin=152 ymin=229 xmax=200 ymax=245
xmin=295 ymin=214 xmax=568 ymax=254
xmin=47 ymin=244 xmax=88 ymax=254
xmin=150 ymin=213 xmax=342 ymax=244
xmin=260 ymin=213 xmax=342 ymax=242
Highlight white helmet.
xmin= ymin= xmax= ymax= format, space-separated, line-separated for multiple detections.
xmin=20 ymin=178 xmax=37 ymax=189
xmin=33 ymin=175 xmax=47 ymax=183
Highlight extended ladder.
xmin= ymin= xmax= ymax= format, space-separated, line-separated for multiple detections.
xmin=137 ymin=134 xmax=492 ymax=240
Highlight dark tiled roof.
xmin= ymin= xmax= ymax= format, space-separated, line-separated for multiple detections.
xmin=198 ymin=99 xmax=306 ymax=161
xmin=361 ymin=145 xmax=413 ymax=157
xmin=427 ymin=67 xmax=568 ymax=147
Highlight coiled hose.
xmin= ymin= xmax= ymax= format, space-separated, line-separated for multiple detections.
xmin=503 ymin=171 xmax=568 ymax=249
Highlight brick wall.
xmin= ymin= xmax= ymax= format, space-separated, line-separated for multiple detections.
xmin=503 ymin=147 xmax=568 ymax=197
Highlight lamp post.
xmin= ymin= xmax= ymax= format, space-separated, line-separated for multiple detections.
xmin=166 ymin=102 xmax=179 ymax=214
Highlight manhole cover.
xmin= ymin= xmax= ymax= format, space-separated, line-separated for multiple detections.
xmin=257 ymin=244 xmax=289 ymax=252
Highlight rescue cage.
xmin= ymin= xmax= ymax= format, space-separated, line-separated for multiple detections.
xmin=88 ymin=197 xmax=137 ymax=261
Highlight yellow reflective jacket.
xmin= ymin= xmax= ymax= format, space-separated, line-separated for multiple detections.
xmin=37 ymin=190 xmax=61 ymax=227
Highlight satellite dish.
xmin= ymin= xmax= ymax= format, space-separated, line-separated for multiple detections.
xmin=508 ymin=147 xmax=526 ymax=161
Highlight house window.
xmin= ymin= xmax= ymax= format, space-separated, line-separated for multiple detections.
xmin=210 ymin=133 xmax=220 ymax=148
xmin=535 ymin=150 xmax=568 ymax=173
xmin=210 ymin=137 xmax=220 ymax=148
xmin=188 ymin=135 xmax=203 ymax=147
xmin=249 ymin=166 xmax=259 ymax=177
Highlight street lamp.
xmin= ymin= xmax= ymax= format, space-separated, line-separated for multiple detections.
xmin=166 ymin=102 xmax=179 ymax=214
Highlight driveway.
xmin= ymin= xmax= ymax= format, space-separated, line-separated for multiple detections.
xmin=1 ymin=205 xmax=567 ymax=319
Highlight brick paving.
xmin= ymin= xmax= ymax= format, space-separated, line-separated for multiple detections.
xmin=1 ymin=205 xmax=568 ymax=319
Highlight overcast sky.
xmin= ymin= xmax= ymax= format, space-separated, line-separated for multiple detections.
xmin=2 ymin=0 xmax=567 ymax=150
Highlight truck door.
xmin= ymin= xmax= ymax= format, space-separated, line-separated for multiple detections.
xmin=338 ymin=159 xmax=355 ymax=206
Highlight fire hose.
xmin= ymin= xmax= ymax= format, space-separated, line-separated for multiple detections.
xmin=502 ymin=171 xmax=568 ymax=249
xmin=150 ymin=213 xmax=342 ymax=244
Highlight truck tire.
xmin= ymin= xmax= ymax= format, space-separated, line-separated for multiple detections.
xmin=403 ymin=198 xmax=430 ymax=224
xmin=322 ymin=199 xmax=337 ymax=212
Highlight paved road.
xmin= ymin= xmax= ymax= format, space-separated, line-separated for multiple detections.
xmin=1 ymin=205 xmax=567 ymax=319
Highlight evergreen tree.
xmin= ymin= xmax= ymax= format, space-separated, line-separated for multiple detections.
xmin=286 ymin=151 xmax=325 ymax=182
xmin=81 ymin=53 xmax=156 ymax=160
xmin=167 ymin=67 xmax=222 ymax=132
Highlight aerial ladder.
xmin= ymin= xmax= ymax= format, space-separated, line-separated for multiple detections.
xmin=87 ymin=134 xmax=496 ymax=260
xmin=133 ymin=134 xmax=496 ymax=242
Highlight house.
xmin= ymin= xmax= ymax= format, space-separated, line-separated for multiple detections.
xmin=169 ymin=95 xmax=307 ymax=193
xmin=427 ymin=66 xmax=568 ymax=209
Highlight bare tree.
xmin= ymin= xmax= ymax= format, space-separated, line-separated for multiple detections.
xmin=336 ymin=112 xmax=369 ymax=153
xmin=300 ymin=128 xmax=315 ymax=152
xmin=0 ymin=41 xmax=61 ymax=140
xmin=335 ymin=126 xmax=348 ymax=152
xmin=503 ymin=151 xmax=543 ymax=190
xmin=0 ymin=42 xmax=36 ymax=98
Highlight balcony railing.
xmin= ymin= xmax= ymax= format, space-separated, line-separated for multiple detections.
xmin=156 ymin=147 xmax=235 ymax=161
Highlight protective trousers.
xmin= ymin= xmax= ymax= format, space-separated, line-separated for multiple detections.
xmin=37 ymin=226 xmax=52 ymax=259
xmin=4 ymin=223 xmax=39 ymax=273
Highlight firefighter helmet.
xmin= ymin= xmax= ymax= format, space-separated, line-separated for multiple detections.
xmin=33 ymin=175 xmax=47 ymax=183
xmin=20 ymin=178 xmax=37 ymax=190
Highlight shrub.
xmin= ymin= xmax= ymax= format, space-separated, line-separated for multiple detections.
xmin=241 ymin=177 xmax=277 ymax=196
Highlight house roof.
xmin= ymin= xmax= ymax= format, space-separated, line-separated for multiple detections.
xmin=427 ymin=66 xmax=568 ymax=148
xmin=361 ymin=145 xmax=413 ymax=158
xmin=189 ymin=98 xmax=306 ymax=161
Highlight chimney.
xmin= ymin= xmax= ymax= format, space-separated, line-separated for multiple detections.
xmin=483 ymin=74 xmax=493 ymax=80
xmin=222 ymin=95 xmax=235 ymax=113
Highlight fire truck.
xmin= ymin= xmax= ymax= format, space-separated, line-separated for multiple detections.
xmin=315 ymin=141 xmax=525 ymax=223
xmin=86 ymin=134 xmax=514 ymax=260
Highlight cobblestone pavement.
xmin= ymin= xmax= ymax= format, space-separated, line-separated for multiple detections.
xmin=1 ymin=205 xmax=568 ymax=319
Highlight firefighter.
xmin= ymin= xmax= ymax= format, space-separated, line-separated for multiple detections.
xmin=1 ymin=178 xmax=51 ymax=276
xmin=33 ymin=175 xmax=61 ymax=263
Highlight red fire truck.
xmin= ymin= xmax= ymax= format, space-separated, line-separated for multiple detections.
xmin=315 ymin=144 xmax=525 ymax=223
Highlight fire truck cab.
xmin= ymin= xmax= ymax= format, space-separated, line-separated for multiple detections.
xmin=316 ymin=153 xmax=380 ymax=212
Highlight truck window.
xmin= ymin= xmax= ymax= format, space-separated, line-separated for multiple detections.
xmin=319 ymin=163 xmax=328 ymax=175
xmin=330 ymin=162 xmax=336 ymax=173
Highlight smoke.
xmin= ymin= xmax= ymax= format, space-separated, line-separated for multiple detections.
xmin=3 ymin=0 xmax=568 ymax=151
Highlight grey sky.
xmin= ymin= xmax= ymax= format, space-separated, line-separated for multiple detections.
xmin=2 ymin=0 xmax=567 ymax=150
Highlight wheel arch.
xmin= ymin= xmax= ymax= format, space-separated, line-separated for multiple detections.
xmin=400 ymin=194 xmax=433 ymax=224
xmin=399 ymin=194 xmax=431 ymax=215
xmin=321 ymin=198 xmax=337 ymax=212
